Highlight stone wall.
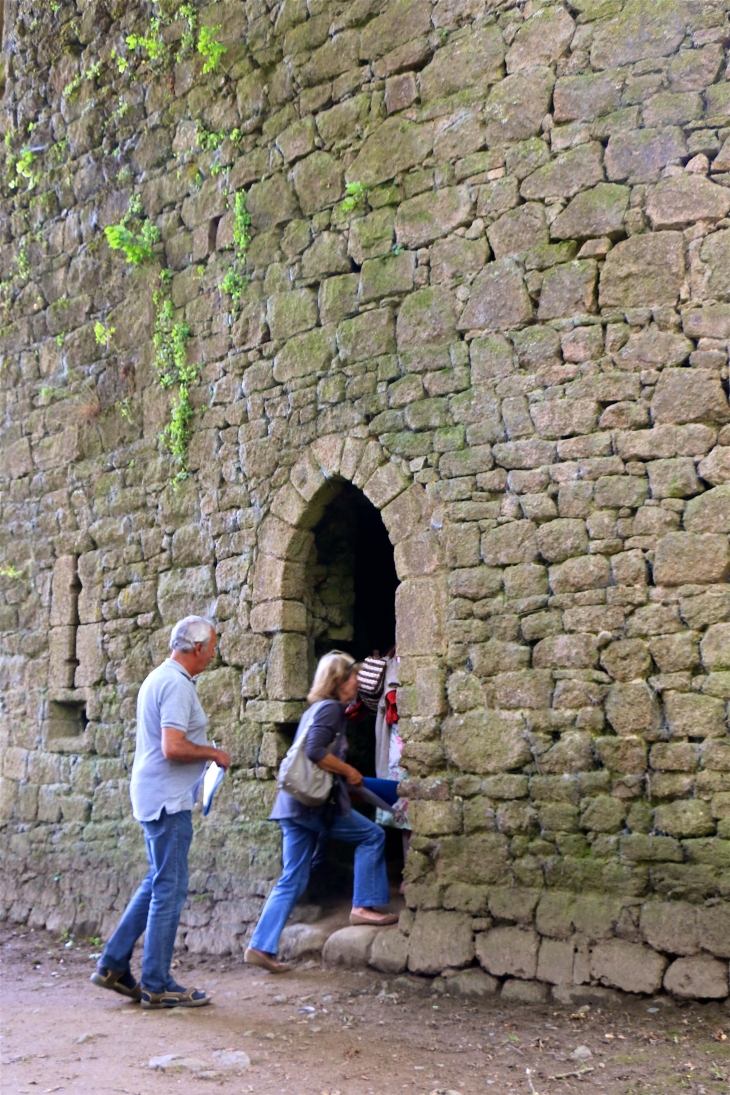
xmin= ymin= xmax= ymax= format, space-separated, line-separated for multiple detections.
xmin=2 ymin=0 xmax=730 ymax=1000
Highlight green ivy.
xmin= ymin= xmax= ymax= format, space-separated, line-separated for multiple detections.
xmin=153 ymin=271 xmax=198 ymax=479
xmin=104 ymin=220 xmax=160 ymax=265
xmin=342 ymin=181 xmax=367 ymax=211
xmin=197 ymin=25 xmax=226 ymax=73
xmin=177 ymin=3 xmax=198 ymax=59
xmin=94 ymin=321 xmax=115 ymax=347
xmin=196 ymin=123 xmax=226 ymax=152
xmin=127 ymin=17 xmax=167 ymax=61
xmin=219 ymin=188 xmax=251 ymax=309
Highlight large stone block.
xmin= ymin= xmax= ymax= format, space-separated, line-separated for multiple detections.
xmin=419 ymin=24 xmax=505 ymax=101
xmin=487 ymin=203 xmax=548 ymax=259
xmin=346 ymin=118 xmax=434 ymax=188
xmin=663 ymin=956 xmax=729 ymax=1000
xmin=476 ymin=926 xmax=539 ymax=979
xmin=506 ymin=6 xmax=574 ymax=73
xmin=396 ymin=576 xmax=447 ymax=656
xmin=408 ymin=911 xmax=474 ymax=975
xmin=157 ymin=566 xmax=216 ymax=625
xmin=640 ymin=901 xmax=699 ymax=956
xmin=651 ymin=370 xmax=730 ymax=426
xmin=538 ymin=260 xmax=598 ymax=321
xmin=537 ymin=938 xmax=575 ymax=985
xmin=590 ymin=940 xmax=668 ymax=994
xmin=605 ymin=682 xmax=661 ymax=737
xmin=646 ymin=174 xmax=730 ymax=230
xmin=396 ymin=286 xmax=458 ymax=348
xmin=50 ymin=555 xmax=79 ymax=628
xmin=337 ymin=309 xmax=395 ymax=363
xmin=458 ymin=258 xmax=533 ymax=332
xmin=395 ymin=186 xmax=473 ymax=249
xmin=599 ymin=232 xmax=684 ymax=308
xmin=368 ymin=927 xmax=409 ymax=973
xmin=553 ymin=71 xmax=624 ymax=124
xmin=442 ymin=709 xmax=531 ymax=774
xmin=653 ymin=534 xmax=730 ymax=587
xmin=685 ymin=485 xmax=730 ymax=534
xmin=536 ymin=519 xmax=588 ymax=563
xmin=481 ymin=522 xmax=538 ymax=566
xmin=551 ymin=183 xmax=629 ymax=242
xmin=522 ymin=143 xmax=604 ymax=203
xmin=323 ymin=926 xmax=380 ymax=967
xmin=484 ymin=67 xmax=555 ymax=147
xmin=75 ymin=623 xmax=105 ymax=688
xmin=665 ymin=691 xmax=726 ymax=738
xmin=697 ymin=905 xmax=730 ymax=958
xmin=247 ymin=173 xmax=299 ymax=230
xmin=591 ymin=0 xmax=685 ymax=70
xmin=654 ymin=800 xmax=715 ymax=838
xmin=265 ymin=633 xmax=308 ymax=701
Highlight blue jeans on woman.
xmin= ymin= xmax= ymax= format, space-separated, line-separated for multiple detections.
xmin=101 ymin=808 xmax=193 ymax=993
xmin=250 ymin=811 xmax=390 ymax=956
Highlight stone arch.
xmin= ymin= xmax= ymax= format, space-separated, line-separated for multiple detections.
xmin=250 ymin=436 xmax=449 ymax=721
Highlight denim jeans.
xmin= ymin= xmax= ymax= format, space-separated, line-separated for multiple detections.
xmin=101 ymin=808 xmax=193 ymax=993
xmin=250 ymin=811 xmax=390 ymax=956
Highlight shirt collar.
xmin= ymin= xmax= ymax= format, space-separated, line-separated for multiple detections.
xmin=166 ymin=657 xmax=194 ymax=682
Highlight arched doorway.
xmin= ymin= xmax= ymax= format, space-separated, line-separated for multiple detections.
xmin=305 ymin=482 xmax=399 ymax=665
xmin=302 ymin=480 xmax=402 ymax=898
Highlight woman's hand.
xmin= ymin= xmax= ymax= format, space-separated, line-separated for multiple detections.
xmin=317 ymin=753 xmax=363 ymax=786
xmin=344 ymin=764 xmax=363 ymax=787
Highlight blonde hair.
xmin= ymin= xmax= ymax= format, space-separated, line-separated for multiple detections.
xmin=308 ymin=650 xmax=358 ymax=703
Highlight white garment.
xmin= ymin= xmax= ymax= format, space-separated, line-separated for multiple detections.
xmin=374 ymin=657 xmax=410 ymax=831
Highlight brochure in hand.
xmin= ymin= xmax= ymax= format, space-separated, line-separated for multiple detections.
xmin=202 ymin=742 xmax=225 ymax=816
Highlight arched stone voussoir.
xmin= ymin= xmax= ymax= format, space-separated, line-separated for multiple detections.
xmin=258 ymin=514 xmax=314 ymax=562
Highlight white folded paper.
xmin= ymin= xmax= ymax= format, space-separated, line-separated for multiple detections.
xmin=202 ymin=750 xmax=225 ymax=816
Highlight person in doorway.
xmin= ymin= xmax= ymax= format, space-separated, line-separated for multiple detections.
xmin=245 ymin=650 xmax=397 ymax=974
xmin=373 ymin=654 xmax=411 ymax=892
xmin=91 ymin=616 xmax=230 ymax=1009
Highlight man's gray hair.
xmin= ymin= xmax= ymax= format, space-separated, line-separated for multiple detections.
xmin=170 ymin=616 xmax=216 ymax=653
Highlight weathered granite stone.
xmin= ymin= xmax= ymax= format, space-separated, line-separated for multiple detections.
xmin=395 ymin=187 xmax=473 ymax=249
xmin=484 ymin=67 xmax=555 ymax=148
xmin=419 ymin=24 xmax=505 ymax=102
xmin=458 ymin=259 xmax=533 ymax=331
xmin=408 ymin=911 xmax=475 ymax=974
xmin=599 ymin=233 xmax=685 ymax=308
xmin=551 ymin=184 xmax=629 ymax=241
xmin=663 ymin=956 xmax=729 ymax=1000
xmin=646 ymin=174 xmax=730 ymax=230
xmin=590 ymin=940 xmax=668 ymax=995
xmin=476 ymin=926 xmax=539 ymax=979
xmin=443 ymin=710 xmax=531 ymax=774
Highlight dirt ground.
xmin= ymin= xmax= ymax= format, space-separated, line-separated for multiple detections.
xmin=2 ymin=924 xmax=730 ymax=1095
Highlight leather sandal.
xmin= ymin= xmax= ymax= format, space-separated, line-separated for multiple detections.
xmin=90 ymin=964 xmax=142 ymax=1001
xmin=349 ymin=910 xmax=398 ymax=926
xmin=244 ymin=947 xmax=290 ymax=974
xmin=140 ymin=986 xmax=210 ymax=1010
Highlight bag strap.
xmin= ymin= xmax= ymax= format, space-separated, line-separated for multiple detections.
xmin=291 ymin=700 xmax=340 ymax=754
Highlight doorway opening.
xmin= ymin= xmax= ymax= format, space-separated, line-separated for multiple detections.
xmin=305 ymin=482 xmax=398 ymax=668
xmin=302 ymin=481 xmax=404 ymax=901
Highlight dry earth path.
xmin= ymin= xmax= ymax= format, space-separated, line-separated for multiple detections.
xmin=2 ymin=925 xmax=730 ymax=1095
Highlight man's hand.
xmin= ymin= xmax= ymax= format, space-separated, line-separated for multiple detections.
xmin=214 ymin=748 xmax=231 ymax=770
xmin=344 ymin=764 xmax=363 ymax=787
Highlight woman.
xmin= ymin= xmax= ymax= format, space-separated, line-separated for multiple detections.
xmin=244 ymin=651 xmax=398 ymax=974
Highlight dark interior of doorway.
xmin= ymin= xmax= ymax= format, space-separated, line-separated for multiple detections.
xmin=306 ymin=483 xmax=405 ymax=903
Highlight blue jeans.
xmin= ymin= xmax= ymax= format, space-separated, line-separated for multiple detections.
xmin=250 ymin=811 xmax=390 ymax=956
xmin=101 ymin=808 xmax=193 ymax=993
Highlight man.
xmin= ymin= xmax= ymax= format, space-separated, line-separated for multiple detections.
xmin=91 ymin=616 xmax=230 ymax=1010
